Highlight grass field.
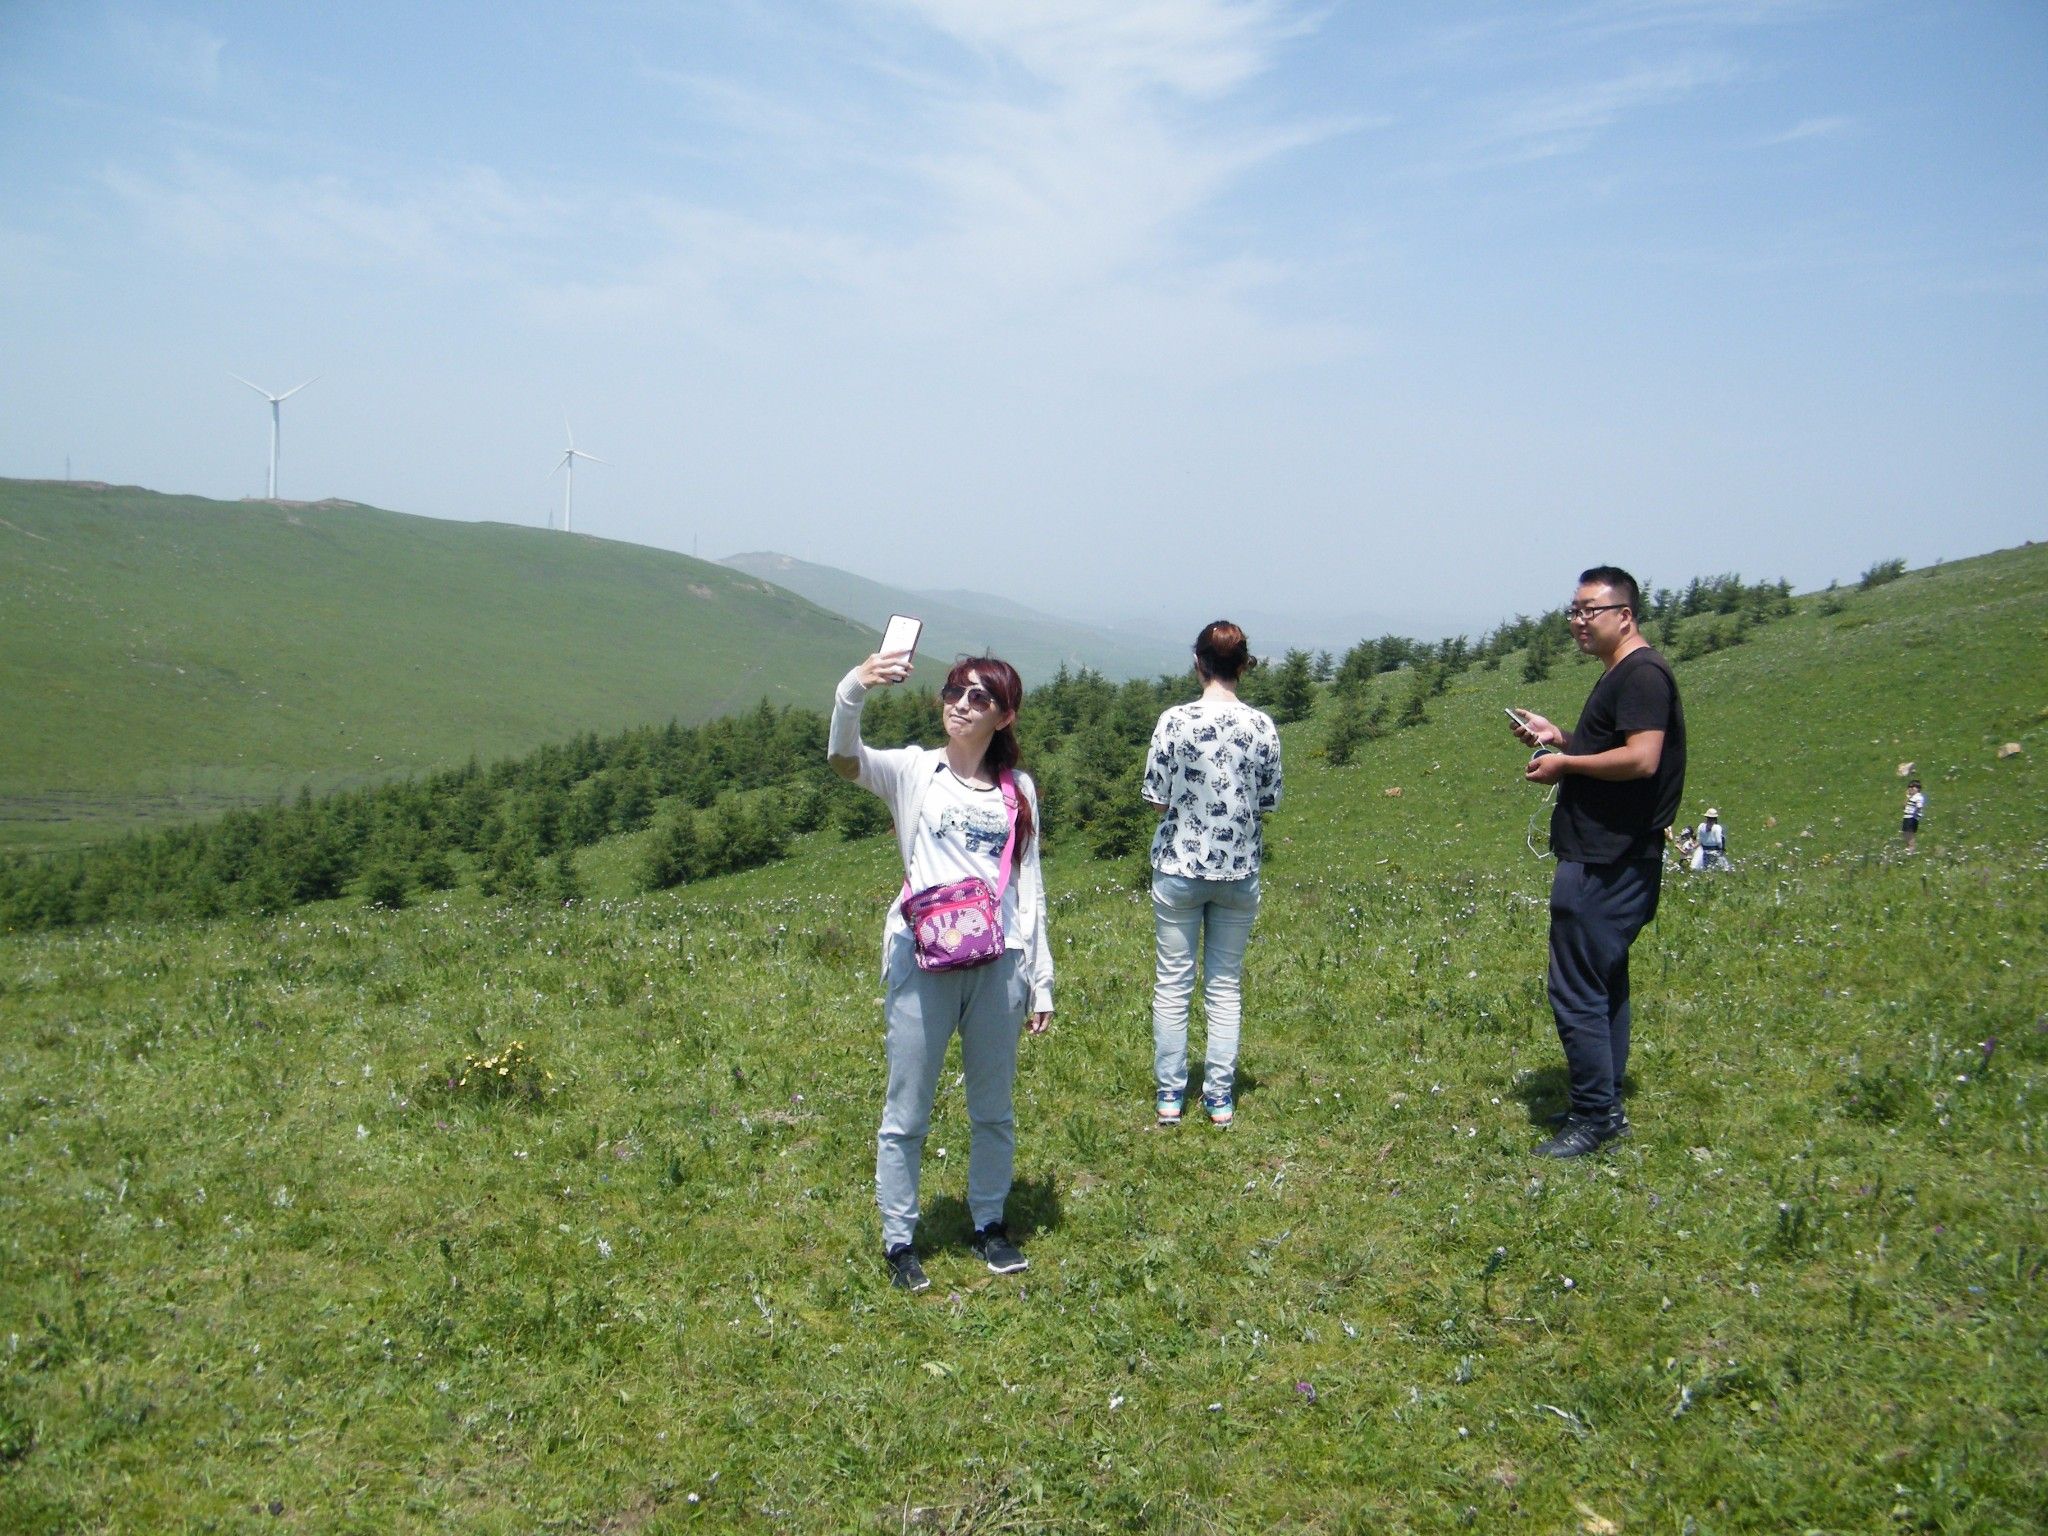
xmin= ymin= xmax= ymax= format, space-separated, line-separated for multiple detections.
xmin=0 ymin=480 xmax=871 ymax=854
xmin=1 ymin=546 xmax=2043 ymax=1532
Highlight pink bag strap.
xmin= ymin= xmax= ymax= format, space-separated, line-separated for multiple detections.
xmin=900 ymin=767 xmax=1021 ymax=900
xmin=991 ymin=769 xmax=1020 ymax=896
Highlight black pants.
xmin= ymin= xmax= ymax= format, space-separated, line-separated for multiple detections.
xmin=1547 ymin=858 xmax=1663 ymax=1124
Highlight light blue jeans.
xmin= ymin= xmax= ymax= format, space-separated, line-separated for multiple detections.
xmin=1151 ymin=871 xmax=1261 ymax=1102
xmin=877 ymin=933 xmax=1029 ymax=1250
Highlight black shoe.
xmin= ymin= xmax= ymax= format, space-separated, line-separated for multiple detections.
xmin=1547 ymin=1108 xmax=1631 ymax=1138
xmin=971 ymin=1223 xmax=1028 ymax=1275
xmin=1532 ymin=1116 xmax=1620 ymax=1159
xmin=885 ymin=1243 xmax=930 ymax=1292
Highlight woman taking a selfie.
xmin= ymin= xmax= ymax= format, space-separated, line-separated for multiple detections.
xmin=1141 ymin=620 xmax=1283 ymax=1128
xmin=828 ymin=646 xmax=1053 ymax=1292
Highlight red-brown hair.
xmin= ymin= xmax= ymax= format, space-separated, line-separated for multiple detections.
xmin=946 ymin=656 xmax=1034 ymax=854
xmin=1194 ymin=620 xmax=1253 ymax=681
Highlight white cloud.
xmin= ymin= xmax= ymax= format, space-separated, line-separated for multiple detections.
xmin=1452 ymin=57 xmax=1742 ymax=169
xmin=108 ymin=10 xmax=225 ymax=95
xmin=99 ymin=155 xmax=566 ymax=275
xmin=888 ymin=0 xmax=1306 ymax=97
xmin=1753 ymin=114 xmax=1855 ymax=147
xmin=532 ymin=0 xmax=1361 ymax=380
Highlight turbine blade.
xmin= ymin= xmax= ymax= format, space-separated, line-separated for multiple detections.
xmin=228 ymin=373 xmax=272 ymax=398
xmin=276 ymin=375 xmax=320 ymax=401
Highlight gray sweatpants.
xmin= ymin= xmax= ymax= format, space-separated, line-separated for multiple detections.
xmin=877 ymin=932 xmax=1029 ymax=1250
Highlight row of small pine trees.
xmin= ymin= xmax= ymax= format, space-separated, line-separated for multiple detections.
xmin=0 ymin=567 xmax=1820 ymax=929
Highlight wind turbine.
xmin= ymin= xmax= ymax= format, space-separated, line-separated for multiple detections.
xmin=549 ymin=417 xmax=607 ymax=533
xmin=229 ymin=373 xmax=319 ymax=499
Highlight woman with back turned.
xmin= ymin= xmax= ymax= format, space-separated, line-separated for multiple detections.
xmin=828 ymin=646 xmax=1053 ymax=1292
xmin=1141 ymin=621 xmax=1283 ymax=1128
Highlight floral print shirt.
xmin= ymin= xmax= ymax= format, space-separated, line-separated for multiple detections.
xmin=1141 ymin=699 xmax=1283 ymax=880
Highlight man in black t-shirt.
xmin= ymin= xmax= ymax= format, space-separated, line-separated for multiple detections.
xmin=1510 ymin=566 xmax=1687 ymax=1157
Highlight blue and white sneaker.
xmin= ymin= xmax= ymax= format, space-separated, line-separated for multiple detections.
xmin=1203 ymin=1092 xmax=1234 ymax=1127
xmin=1155 ymin=1091 xmax=1184 ymax=1126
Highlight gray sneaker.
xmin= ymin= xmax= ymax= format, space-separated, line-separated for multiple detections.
xmin=885 ymin=1244 xmax=930 ymax=1292
xmin=1547 ymin=1107 xmax=1631 ymax=1138
xmin=1532 ymin=1116 xmax=1621 ymax=1159
xmin=971 ymin=1223 xmax=1028 ymax=1275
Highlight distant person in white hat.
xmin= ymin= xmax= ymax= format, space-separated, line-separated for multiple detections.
xmin=1694 ymin=808 xmax=1728 ymax=870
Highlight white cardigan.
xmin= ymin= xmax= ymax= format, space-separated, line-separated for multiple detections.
xmin=830 ymin=668 xmax=1055 ymax=1014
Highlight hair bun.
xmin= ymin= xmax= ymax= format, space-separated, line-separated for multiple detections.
xmin=1194 ymin=620 xmax=1252 ymax=681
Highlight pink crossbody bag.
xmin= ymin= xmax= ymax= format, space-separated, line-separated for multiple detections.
xmin=899 ymin=770 xmax=1018 ymax=972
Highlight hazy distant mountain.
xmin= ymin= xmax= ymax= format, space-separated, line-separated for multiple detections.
xmin=0 ymin=480 xmax=871 ymax=852
xmin=719 ymin=553 xmax=1188 ymax=682
xmin=1047 ymin=599 xmax=1481 ymax=658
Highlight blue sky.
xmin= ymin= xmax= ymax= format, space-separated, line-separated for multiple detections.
xmin=2 ymin=1 xmax=2043 ymax=639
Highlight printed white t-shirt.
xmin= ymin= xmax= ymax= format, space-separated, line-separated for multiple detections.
xmin=905 ymin=766 xmax=1022 ymax=939
xmin=1142 ymin=699 xmax=1283 ymax=880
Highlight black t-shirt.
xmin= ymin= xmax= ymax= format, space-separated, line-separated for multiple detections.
xmin=1549 ymin=646 xmax=1687 ymax=864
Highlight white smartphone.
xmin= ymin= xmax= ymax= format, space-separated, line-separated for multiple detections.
xmin=1508 ymin=707 xmax=1559 ymax=755
xmin=880 ymin=614 xmax=922 ymax=659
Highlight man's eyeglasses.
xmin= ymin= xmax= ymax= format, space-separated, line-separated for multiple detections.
xmin=940 ymin=682 xmax=998 ymax=710
xmin=1565 ymin=603 xmax=1630 ymax=621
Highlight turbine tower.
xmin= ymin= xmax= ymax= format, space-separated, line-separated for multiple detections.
xmin=229 ymin=373 xmax=318 ymax=499
xmin=550 ymin=417 xmax=607 ymax=533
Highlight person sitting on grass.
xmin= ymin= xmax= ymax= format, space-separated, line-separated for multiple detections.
xmin=1695 ymin=808 xmax=1728 ymax=870
xmin=829 ymin=647 xmax=1054 ymax=1293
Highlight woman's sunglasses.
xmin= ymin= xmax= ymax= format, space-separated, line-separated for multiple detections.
xmin=940 ymin=682 xmax=998 ymax=711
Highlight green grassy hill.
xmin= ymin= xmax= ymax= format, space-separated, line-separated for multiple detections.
xmin=1 ymin=545 xmax=2042 ymax=1531
xmin=0 ymin=480 xmax=873 ymax=852
xmin=720 ymin=550 xmax=1189 ymax=683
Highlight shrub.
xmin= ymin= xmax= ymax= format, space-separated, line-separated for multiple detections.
xmin=1324 ymin=692 xmax=1371 ymax=766
xmin=361 ymin=861 xmax=411 ymax=911
xmin=1397 ymin=667 xmax=1433 ymax=729
xmin=479 ymin=826 xmax=543 ymax=900
xmin=432 ymin=1039 xmax=553 ymax=1105
xmin=784 ymin=780 xmax=829 ymax=835
xmin=642 ymin=807 xmax=704 ymax=890
xmin=834 ymin=787 xmax=894 ymax=842
xmin=543 ymin=850 xmax=583 ymax=906
xmin=415 ymin=848 xmax=457 ymax=891
xmin=1834 ymin=1060 xmax=1910 ymax=1123
xmin=1858 ymin=558 xmax=1907 ymax=591
xmin=1266 ymin=649 xmax=1318 ymax=725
